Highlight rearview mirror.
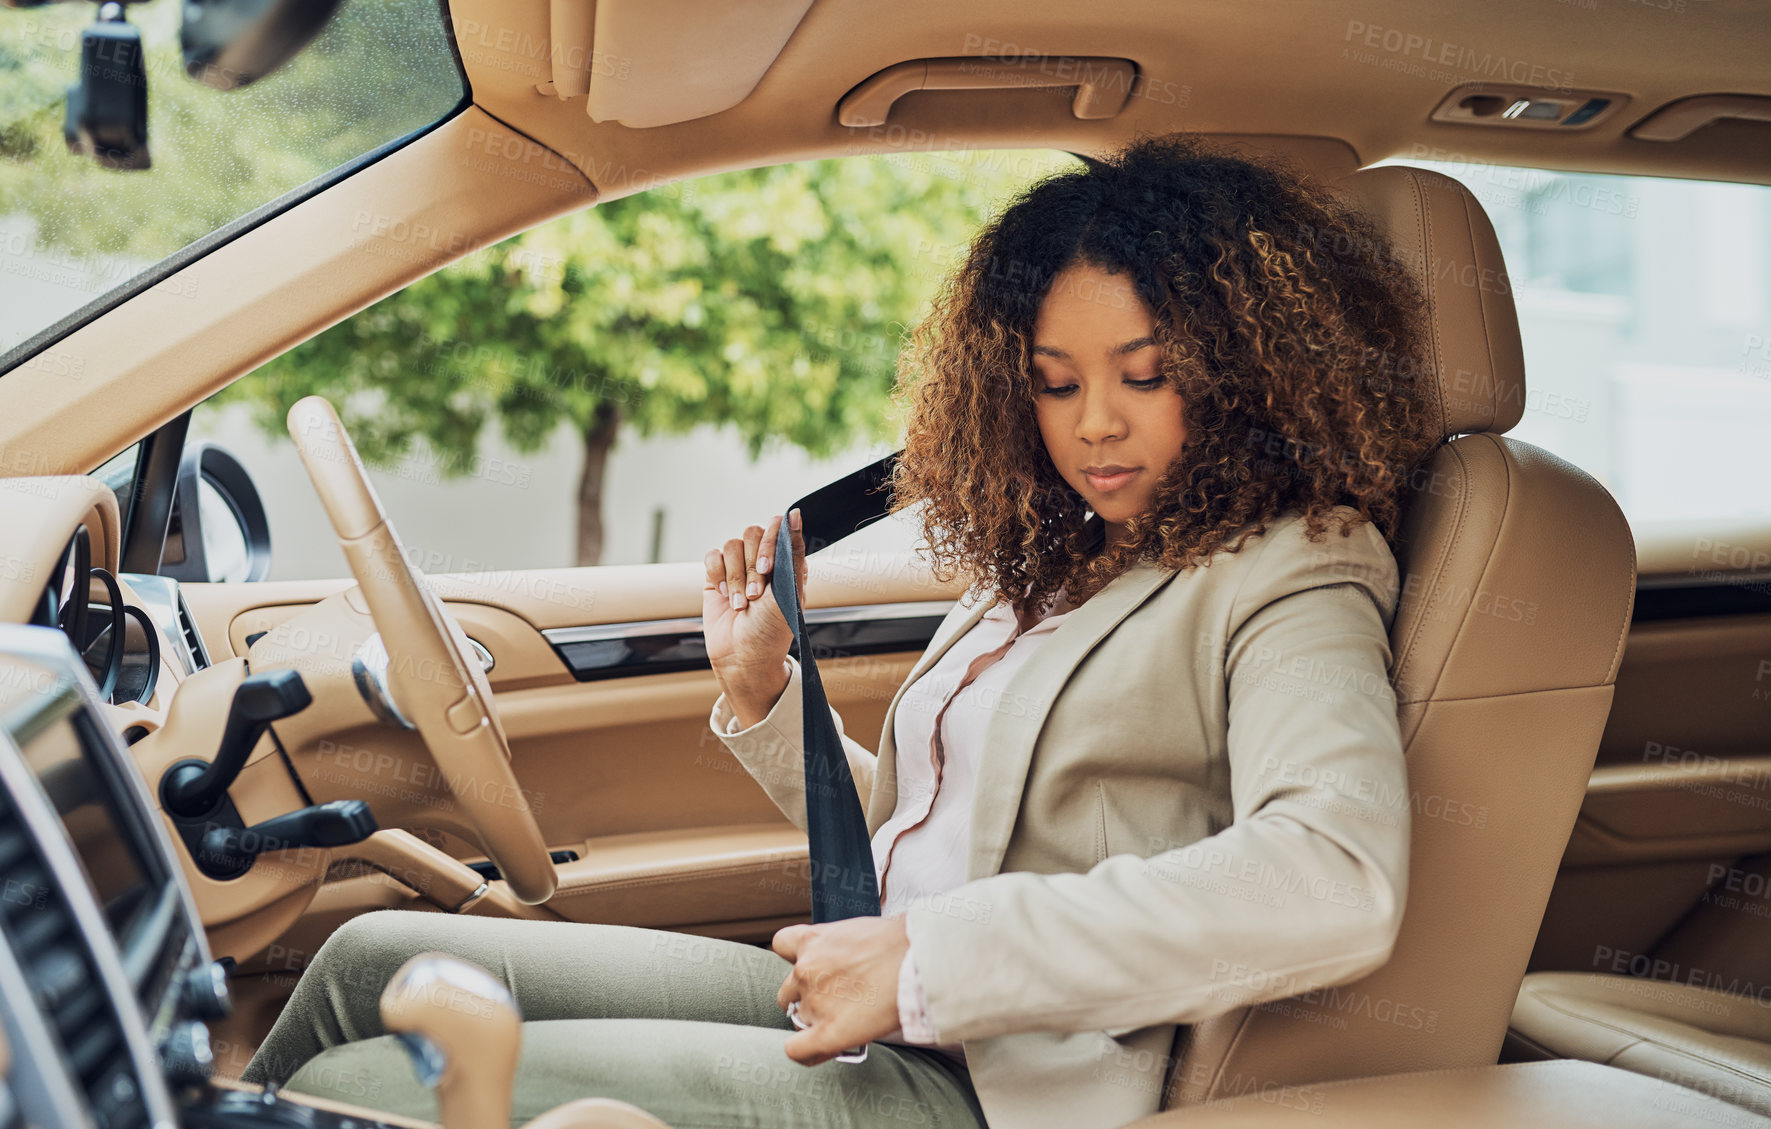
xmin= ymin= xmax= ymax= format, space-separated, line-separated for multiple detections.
xmin=181 ymin=0 xmax=345 ymax=91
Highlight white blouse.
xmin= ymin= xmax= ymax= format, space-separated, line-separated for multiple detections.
xmin=875 ymin=585 xmax=1076 ymax=914
xmin=880 ymin=585 xmax=1076 ymax=1063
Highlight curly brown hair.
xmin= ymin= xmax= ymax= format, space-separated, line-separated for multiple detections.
xmin=887 ymin=133 xmax=1438 ymax=617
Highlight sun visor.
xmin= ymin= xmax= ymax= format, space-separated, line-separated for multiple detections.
xmin=542 ymin=0 xmax=596 ymax=99
xmin=540 ymin=0 xmax=813 ymax=128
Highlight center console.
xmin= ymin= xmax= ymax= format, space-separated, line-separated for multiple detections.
xmin=0 ymin=625 xmax=415 ymax=1129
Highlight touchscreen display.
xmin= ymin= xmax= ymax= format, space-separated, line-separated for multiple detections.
xmin=19 ymin=710 xmax=158 ymax=946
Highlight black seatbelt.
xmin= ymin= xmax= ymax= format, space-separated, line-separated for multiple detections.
xmin=772 ymin=451 xmax=900 ymax=923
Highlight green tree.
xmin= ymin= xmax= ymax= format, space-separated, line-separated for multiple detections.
xmin=220 ymin=149 xmax=1073 ymax=564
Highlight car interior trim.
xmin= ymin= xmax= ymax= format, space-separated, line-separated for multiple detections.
xmin=0 ymin=676 xmax=182 ymax=1128
xmin=579 ymin=0 xmax=816 ymax=128
xmin=0 ymin=913 xmax=89 ymax=1127
xmin=119 ymin=412 xmax=192 ymax=575
xmin=541 ymin=600 xmax=955 ymax=681
xmin=1628 ymin=93 xmax=1771 ymax=142
xmin=1628 ymin=582 xmax=1771 ymax=623
xmin=540 ymin=599 xmax=958 ymax=645
xmin=120 ymin=573 xmax=207 ymax=680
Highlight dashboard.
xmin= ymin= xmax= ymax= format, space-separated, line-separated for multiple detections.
xmin=0 ymin=625 xmax=208 ymax=1128
xmin=0 ymin=478 xmax=197 ymax=723
xmin=0 ymin=625 xmax=409 ymax=1128
xmin=27 ymin=524 xmax=213 ymax=713
xmin=0 ymin=480 xmax=407 ymax=1126
xmin=0 ymin=477 xmax=227 ymax=793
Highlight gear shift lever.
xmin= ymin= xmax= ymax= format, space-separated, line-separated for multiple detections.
xmin=379 ymin=954 xmax=520 ymax=1129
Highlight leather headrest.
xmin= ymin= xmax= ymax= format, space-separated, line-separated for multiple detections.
xmin=1330 ymin=164 xmax=1526 ymax=439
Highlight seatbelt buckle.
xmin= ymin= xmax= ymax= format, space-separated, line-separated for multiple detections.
xmin=786 ymin=1001 xmax=870 ymax=1063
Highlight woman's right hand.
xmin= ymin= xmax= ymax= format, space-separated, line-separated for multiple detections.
xmin=703 ymin=508 xmax=807 ymax=725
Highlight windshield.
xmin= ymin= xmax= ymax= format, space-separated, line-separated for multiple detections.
xmin=0 ymin=0 xmax=467 ymax=358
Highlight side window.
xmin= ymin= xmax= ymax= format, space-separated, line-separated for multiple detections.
xmin=192 ymin=149 xmax=1077 ymax=581
xmin=1379 ymin=156 xmax=1771 ymax=534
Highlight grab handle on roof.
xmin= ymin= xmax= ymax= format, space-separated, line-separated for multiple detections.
xmin=837 ymin=55 xmax=1138 ymax=128
xmin=1629 ymin=94 xmax=1771 ymax=143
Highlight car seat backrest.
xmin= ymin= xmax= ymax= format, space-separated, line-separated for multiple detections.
xmin=1163 ymin=164 xmax=1637 ymax=1106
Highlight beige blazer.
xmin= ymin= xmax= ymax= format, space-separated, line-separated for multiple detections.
xmin=710 ymin=505 xmax=1411 ymax=1129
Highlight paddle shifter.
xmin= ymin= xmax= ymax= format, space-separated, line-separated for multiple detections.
xmin=380 ymin=954 xmax=521 ymax=1129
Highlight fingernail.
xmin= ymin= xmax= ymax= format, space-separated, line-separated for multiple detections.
xmin=731 ymin=592 xmax=744 ymax=610
xmin=747 ymin=580 xmax=760 ymax=598
xmin=757 ymin=554 xmax=771 ymax=574
xmin=790 ymin=508 xmax=802 ymax=531
xmin=718 ymin=581 xmax=727 ymax=597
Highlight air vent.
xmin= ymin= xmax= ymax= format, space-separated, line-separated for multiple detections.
xmin=0 ymin=796 xmax=148 ymax=1129
xmin=175 ymin=592 xmax=209 ymax=671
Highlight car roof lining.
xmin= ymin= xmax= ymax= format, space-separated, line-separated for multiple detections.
xmin=458 ymin=0 xmax=1771 ymax=199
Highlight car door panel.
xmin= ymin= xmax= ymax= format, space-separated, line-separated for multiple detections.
xmin=179 ymin=554 xmax=960 ymax=945
xmin=1593 ymin=614 xmax=1771 ymax=772
xmin=1567 ymin=757 xmax=1771 ymax=865
xmin=1532 ymin=590 xmax=1771 ymax=975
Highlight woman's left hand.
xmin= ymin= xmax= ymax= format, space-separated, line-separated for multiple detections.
xmin=773 ymin=915 xmax=909 ymax=1066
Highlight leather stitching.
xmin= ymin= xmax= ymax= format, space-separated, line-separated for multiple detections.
xmin=1396 ymin=682 xmax=1616 ymax=706
xmin=1394 ymin=440 xmax=1476 ymax=701
xmin=1599 ymin=481 xmax=1638 ymax=679
xmin=1525 ymin=989 xmax=1771 ymax=1090
xmin=1453 ymin=184 xmax=1500 ymax=433
xmin=1201 ymin=1007 xmax=1259 ymax=1102
xmin=1405 ymin=168 xmax=1449 ymax=439
xmin=1437 ymin=434 xmax=1507 ymax=696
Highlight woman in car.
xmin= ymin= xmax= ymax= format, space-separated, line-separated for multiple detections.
xmin=245 ymin=133 xmax=1434 ymax=1129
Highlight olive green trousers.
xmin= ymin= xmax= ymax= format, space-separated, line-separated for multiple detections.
xmin=241 ymin=911 xmax=987 ymax=1129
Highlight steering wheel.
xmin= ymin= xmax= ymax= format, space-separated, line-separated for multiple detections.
xmin=285 ymin=396 xmax=556 ymax=904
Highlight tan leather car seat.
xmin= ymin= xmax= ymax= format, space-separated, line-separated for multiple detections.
xmin=1160 ymin=164 xmax=1638 ymax=1106
xmin=1511 ymin=972 xmax=1771 ymax=1116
